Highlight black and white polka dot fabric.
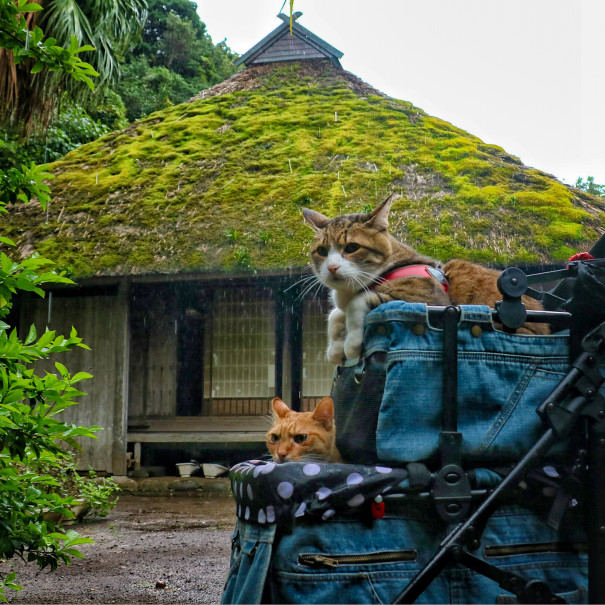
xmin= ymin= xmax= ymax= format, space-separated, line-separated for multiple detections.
xmin=230 ymin=459 xmax=409 ymax=525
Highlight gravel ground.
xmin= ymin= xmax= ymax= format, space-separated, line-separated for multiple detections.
xmin=4 ymin=492 xmax=236 ymax=605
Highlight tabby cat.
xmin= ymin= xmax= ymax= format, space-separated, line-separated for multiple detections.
xmin=266 ymin=396 xmax=342 ymax=463
xmin=303 ymin=194 xmax=547 ymax=364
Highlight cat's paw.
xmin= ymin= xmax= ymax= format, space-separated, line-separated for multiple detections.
xmin=344 ymin=330 xmax=363 ymax=361
xmin=344 ymin=296 xmax=369 ymax=360
xmin=327 ymin=339 xmax=345 ymax=365
xmin=328 ymin=308 xmax=346 ymax=340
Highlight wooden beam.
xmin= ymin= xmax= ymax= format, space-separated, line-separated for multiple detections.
xmin=127 ymin=415 xmax=269 ymax=432
xmin=127 ymin=432 xmax=266 ymax=443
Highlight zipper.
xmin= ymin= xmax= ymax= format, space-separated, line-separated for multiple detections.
xmin=299 ymin=550 xmax=417 ymax=569
xmin=484 ymin=542 xmax=587 ymax=557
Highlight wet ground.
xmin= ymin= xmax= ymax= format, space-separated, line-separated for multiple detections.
xmin=5 ymin=489 xmax=236 ymax=604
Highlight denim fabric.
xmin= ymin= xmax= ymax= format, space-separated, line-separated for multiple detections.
xmin=361 ymin=302 xmax=570 ymax=465
xmin=222 ymin=302 xmax=588 ymax=604
xmin=221 ymin=522 xmax=276 ymax=604
xmin=266 ymin=504 xmax=587 ymax=604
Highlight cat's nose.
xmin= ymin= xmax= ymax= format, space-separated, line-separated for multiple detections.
xmin=327 ymin=263 xmax=340 ymax=275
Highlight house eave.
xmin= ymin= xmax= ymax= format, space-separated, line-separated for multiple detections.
xmin=235 ymin=17 xmax=343 ymax=67
xmin=45 ymin=266 xmax=314 ymax=290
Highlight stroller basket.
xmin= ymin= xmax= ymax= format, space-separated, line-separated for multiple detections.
xmin=223 ymin=255 xmax=605 ymax=604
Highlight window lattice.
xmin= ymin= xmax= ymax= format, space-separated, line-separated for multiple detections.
xmin=302 ymin=298 xmax=334 ymax=397
xmin=208 ymin=289 xmax=275 ymax=399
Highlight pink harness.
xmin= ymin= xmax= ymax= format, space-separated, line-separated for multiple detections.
xmin=377 ymin=264 xmax=449 ymax=293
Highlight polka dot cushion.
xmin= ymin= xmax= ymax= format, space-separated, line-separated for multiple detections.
xmin=230 ymin=459 xmax=409 ymax=525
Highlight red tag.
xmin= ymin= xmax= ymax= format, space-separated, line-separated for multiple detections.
xmin=371 ymin=501 xmax=385 ymax=519
xmin=568 ymin=252 xmax=594 ymax=262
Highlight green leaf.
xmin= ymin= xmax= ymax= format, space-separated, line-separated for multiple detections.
xmin=70 ymin=372 xmax=93 ymax=383
xmin=61 ymin=548 xmax=85 ymax=558
xmin=18 ymin=2 xmax=43 ymax=12
xmin=30 ymin=62 xmax=45 ymax=74
xmin=73 ymin=45 xmax=96 ymax=54
xmin=25 ymin=324 xmax=37 ymax=345
xmin=54 ymin=362 xmax=68 ymax=378
xmin=36 ymin=330 xmax=56 ymax=349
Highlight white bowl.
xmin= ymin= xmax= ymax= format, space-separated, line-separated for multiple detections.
xmin=202 ymin=463 xmax=229 ymax=478
xmin=176 ymin=462 xmax=199 ymax=477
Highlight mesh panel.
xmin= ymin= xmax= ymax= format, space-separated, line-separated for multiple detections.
xmin=209 ymin=289 xmax=275 ymax=400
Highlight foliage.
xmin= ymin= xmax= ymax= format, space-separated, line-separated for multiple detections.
xmin=0 ymin=252 xmax=100 ymax=599
xmin=0 ymin=0 xmax=99 ymax=87
xmin=117 ymin=56 xmax=201 ymax=122
xmin=134 ymin=0 xmax=205 ymax=66
xmin=0 ymin=2 xmax=104 ymax=600
xmin=27 ymin=455 xmax=120 ymax=520
xmin=0 ymin=99 xmax=116 ymax=170
xmin=0 ymin=0 xmax=100 ymax=135
xmin=0 ymin=161 xmax=53 ymax=209
xmin=575 ymin=176 xmax=605 ymax=198
xmin=33 ymin=0 xmax=147 ymax=96
xmin=119 ymin=0 xmax=238 ymax=121
xmin=86 ymin=90 xmax=129 ymax=132
xmin=72 ymin=468 xmax=119 ymax=518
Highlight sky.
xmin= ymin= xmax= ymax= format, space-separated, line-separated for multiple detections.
xmin=196 ymin=0 xmax=605 ymax=187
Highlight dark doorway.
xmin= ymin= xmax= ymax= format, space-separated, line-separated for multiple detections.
xmin=176 ymin=287 xmax=206 ymax=416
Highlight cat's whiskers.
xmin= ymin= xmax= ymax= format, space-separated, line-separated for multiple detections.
xmin=283 ymin=274 xmax=316 ymax=293
xmin=348 ymin=272 xmax=377 ymax=296
xmin=297 ymin=278 xmax=325 ymax=303
xmin=355 ymin=269 xmax=383 ymax=287
xmin=283 ymin=274 xmax=328 ymax=303
xmin=261 ymin=412 xmax=275 ymax=427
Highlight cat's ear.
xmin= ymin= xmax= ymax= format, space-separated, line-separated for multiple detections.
xmin=312 ymin=396 xmax=335 ymax=430
xmin=272 ymin=397 xmax=291 ymax=419
xmin=302 ymin=208 xmax=330 ymax=234
xmin=365 ymin=194 xmax=397 ymax=231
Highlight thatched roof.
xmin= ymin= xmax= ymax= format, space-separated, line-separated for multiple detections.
xmin=5 ymin=59 xmax=605 ymax=278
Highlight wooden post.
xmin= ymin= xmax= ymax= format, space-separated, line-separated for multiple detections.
xmin=288 ymin=289 xmax=303 ymax=411
xmin=274 ymin=288 xmax=285 ymax=400
xmin=112 ymin=278 xmax=131 ymax=476
xmin=133 ymin=441 xmax=141 ymax=471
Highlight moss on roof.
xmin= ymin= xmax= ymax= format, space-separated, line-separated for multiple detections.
xmin=5 ymin=60 xmax=605 ymax=278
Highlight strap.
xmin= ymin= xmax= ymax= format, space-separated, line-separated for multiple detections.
xmin=378 ymin=265 xmax=449 ymax=293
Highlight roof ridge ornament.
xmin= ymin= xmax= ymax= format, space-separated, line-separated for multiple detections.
xmin=277 ymin=11 xmax=303 ymax=23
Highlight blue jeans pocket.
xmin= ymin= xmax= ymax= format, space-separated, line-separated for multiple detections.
xmin=369 ymin=302 xmax=570 ymax=465
xmin=265 ymin=504 xmax=587 ymax=604
xmin=268 ymin=513 xmax=448 ymax=604
xmin=221 ymin=522 xmax=276 ymax=604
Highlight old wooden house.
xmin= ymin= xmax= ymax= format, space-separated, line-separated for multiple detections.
xmin=9 ymin=14 xmax=603 ymax=476
xmin=13 ymin=13 xmax=344 ymax=476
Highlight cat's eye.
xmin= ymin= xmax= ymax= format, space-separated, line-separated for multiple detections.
xmin=293 ymin=434 xmax=308 ymax=444
xmin=316 ymin=246 xmax=328 ymax=257
xmin=269 ymin=434 xmax=280 ymax=443
xmin=344 ymin=243 xmax=361 ymax=254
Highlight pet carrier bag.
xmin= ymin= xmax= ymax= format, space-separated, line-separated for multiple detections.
xmin=222 ymin=256 xmax=605 ymax=603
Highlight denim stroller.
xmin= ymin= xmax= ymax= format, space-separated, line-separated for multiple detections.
xmin=222 ymin=248 xmax=605 ymax=604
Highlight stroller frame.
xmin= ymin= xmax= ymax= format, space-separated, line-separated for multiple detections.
xmin=392 ymin=256 xmax=605 ymax=604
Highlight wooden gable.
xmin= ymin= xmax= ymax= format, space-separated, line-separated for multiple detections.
xmin=235 ymin=12 xmax=343 ymax=68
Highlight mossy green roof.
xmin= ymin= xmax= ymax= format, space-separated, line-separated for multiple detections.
xmin=6 ymin=60 xmax=605 ymax=278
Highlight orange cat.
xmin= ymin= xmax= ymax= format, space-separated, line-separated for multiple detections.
xmin=266 ymin=397 xmax=342 ymax=463
xmin=303 ymin=194 xmax=547 ymax=364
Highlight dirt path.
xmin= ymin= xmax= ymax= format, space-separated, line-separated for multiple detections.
xmin=5 ymin=494 xmax=236 ymax=604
